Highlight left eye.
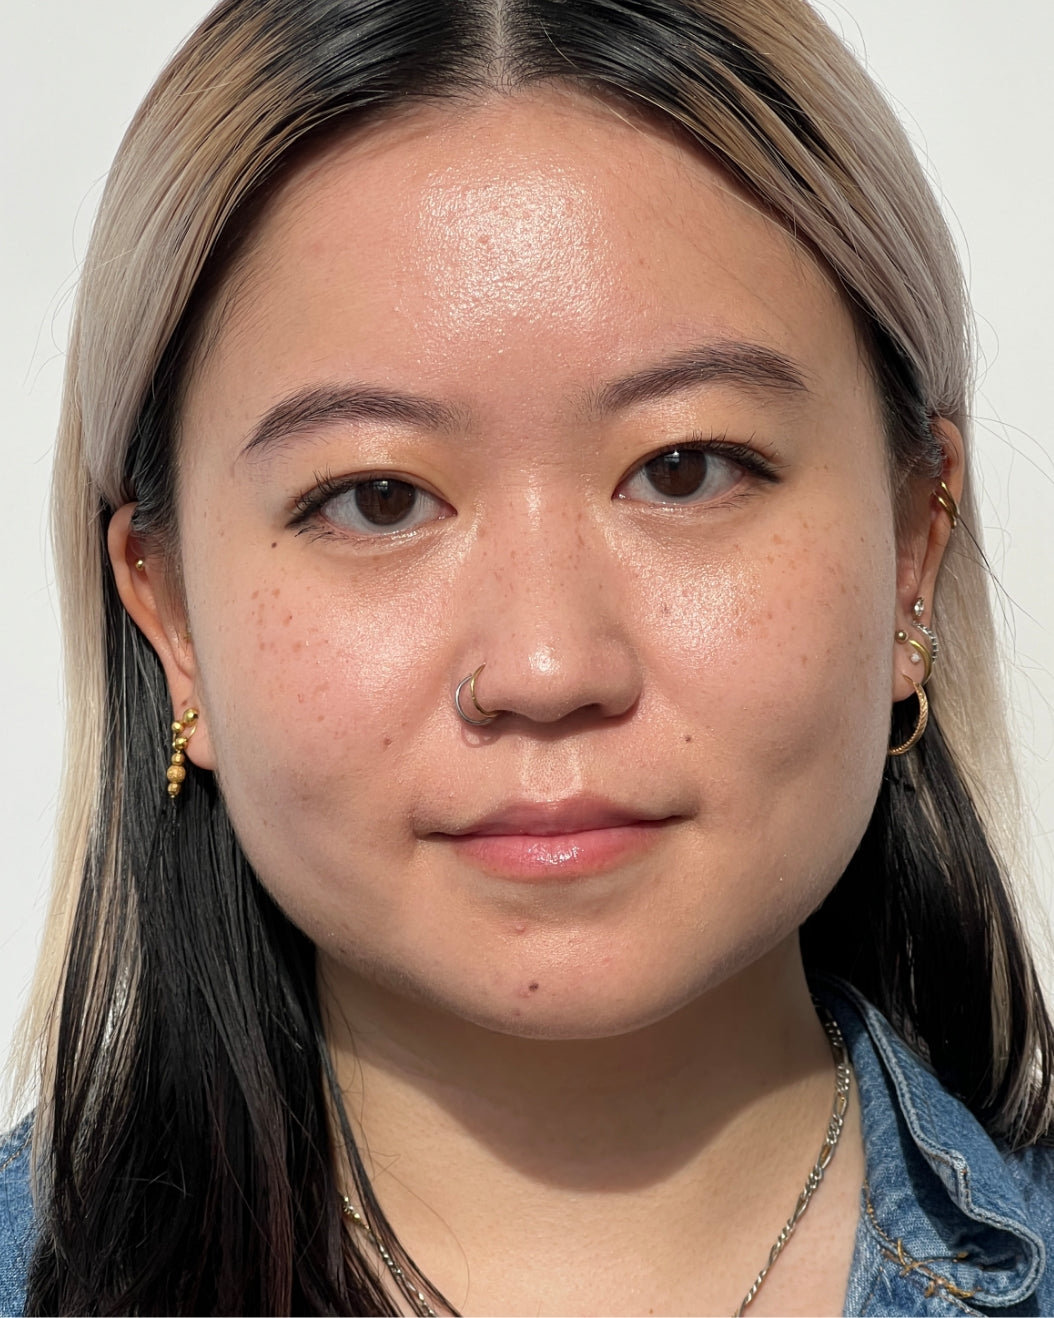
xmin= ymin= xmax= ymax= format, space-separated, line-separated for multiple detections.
xmin=617 ymin=447 xmax=743 ymax=505
xmin=318 ymin=478 xmax=447 ymax=534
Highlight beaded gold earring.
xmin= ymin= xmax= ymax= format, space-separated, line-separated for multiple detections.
xmin=167 ymin=709 xmax=199 ymax=798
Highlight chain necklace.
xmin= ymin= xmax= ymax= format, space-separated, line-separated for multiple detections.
xmin=341 ymin=1005 xmax=851 ymax=1318
xmin=734 ymin=1006 xmax=852 ymax=1315
xmin=340 ymin=1198 xmax=438 ymax=1318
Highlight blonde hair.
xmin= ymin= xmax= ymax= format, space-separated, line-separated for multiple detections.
xmin=18 ymin=0 xmax=1050 ymax=1310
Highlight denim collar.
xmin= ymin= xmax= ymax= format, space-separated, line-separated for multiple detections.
xmin=817 ymin=978 xmax=1048 ymax=1313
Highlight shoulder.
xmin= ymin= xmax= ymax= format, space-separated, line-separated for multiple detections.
xmin=0 ymin=1118 xmax=34 ymax=1318
xmin=814 ymin=978 xmax=1054 ymax=1316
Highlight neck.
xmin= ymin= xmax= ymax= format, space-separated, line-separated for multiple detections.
xmin=319 ymin=940 xmax=860 ymax=1316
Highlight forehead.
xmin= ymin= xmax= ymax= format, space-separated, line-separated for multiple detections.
xmin=185 ymin=85 xmax=865 ymax=433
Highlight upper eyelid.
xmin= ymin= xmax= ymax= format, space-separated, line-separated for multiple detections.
xmin=617 ymin=436 xmax=782 ymax=485
xmin=290 ymin=471 xmax=444 ymax=517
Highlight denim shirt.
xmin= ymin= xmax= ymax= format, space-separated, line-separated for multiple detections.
xmin=2 ymin=981 xmax=1053 ymax=1316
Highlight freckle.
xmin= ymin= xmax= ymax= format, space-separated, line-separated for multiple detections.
xmin=272 ymin=588 xmax=280 ymax=598
xmin=528 ymin=982 xmax=539 ymax=992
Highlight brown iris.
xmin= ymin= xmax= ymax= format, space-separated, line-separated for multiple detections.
xmin=354 ymin=479 xmax=418 ymax=525
xmin=640 ymin=448 xmax=709 ymax=499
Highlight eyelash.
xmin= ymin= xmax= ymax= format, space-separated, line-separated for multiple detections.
xmin=290 ymin=471 xmax=387 ymax=530
xmin=621 ymin=434 xmax=781 ymax=490
xmin=287 ymin=435 xmax=781 ymax=537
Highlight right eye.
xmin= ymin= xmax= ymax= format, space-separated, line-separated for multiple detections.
xmin=291 ymin=473 xmax=452 ymax=538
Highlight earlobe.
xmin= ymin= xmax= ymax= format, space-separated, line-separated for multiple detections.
xmin=107 ymin=503 xmax=215 ymax=771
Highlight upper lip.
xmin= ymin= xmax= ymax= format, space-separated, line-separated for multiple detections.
xmin=440 ymin=797 xmax=676 ymax=837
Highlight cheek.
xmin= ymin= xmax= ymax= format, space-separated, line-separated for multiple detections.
xmin=183 ymin=546 xmax=448 ymax=846
xmin=636 ymin=518 xmax=894 ymax=845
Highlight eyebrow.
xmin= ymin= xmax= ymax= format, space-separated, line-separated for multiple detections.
xmin=588 ymin=341 xmax=809 ymax=415
xmin=238 ymin=340 xmax=809 ymax=462
xmin=239 ymin=384 xmax=464 ymax=461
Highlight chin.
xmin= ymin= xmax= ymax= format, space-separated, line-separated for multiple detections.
xmin=400 ymin=949 xmax=750 ymax=1042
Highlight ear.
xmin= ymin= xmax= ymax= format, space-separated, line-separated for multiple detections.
xmin=891 ymin=418 xmax=965 ymax=702
xmin=107 ymin=503 xmax=216 ymax=770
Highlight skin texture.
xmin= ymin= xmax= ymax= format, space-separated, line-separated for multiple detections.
xmin=111 ymin=87 xmax=962 ymax=1315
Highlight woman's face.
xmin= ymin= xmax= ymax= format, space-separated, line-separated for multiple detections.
xmin=137 ymin=88 xmax=923 ymax=1038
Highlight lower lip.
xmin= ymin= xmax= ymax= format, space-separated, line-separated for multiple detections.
xmin=443 ymin=822 xmax=668 ymax=881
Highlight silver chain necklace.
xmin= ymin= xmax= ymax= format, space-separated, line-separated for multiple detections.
xmin=341 ymin=1006 xmax=852 ymax=1318
xmin=734 ymin=1006 xmax=852 ymax=1315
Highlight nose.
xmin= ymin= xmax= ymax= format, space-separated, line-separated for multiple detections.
xmin=458 ymin=506 xmax=643 ymax=727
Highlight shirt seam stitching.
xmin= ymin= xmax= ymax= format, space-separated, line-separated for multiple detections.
xmin=862 ymin=1180 xmax=979 ymax=1313
xmin=0 ymin=1134 xmax=29 ymax=1180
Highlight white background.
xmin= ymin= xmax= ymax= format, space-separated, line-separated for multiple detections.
xmin=2 ymin=1 xmax=1052 ymax=1082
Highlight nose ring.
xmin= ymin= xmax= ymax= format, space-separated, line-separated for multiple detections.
xmin=454 ymin=664 xmax=499 ymax=726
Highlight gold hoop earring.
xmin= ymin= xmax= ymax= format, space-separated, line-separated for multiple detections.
xmin=934 ymin=481 xmax=959 ymax=529
xmin=167 ymin=708 xmax=199 ymax=797
xmin=454 ymin=665 xmax=499 ymax=726
xmin=888 ymin=683 xmax=928 ymax=757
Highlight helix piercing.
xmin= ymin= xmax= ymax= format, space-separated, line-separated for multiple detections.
xmin=934 ymin=481 xmax=959 ymax=529
xmin=454 ymin=665 xmax=499 ymax=726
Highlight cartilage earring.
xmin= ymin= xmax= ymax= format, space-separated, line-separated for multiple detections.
xmin=910 ymin=597 xmax=939 ymax=665
xmin=934 ymin=481 xmax=959 ymax=529
xmin=167 ymin=708 xmax=198 ymax=797
xmin=889 ymin=682 xmax=929 ymax=756
xmin=454 ymin=665 xmax=499 ymax=726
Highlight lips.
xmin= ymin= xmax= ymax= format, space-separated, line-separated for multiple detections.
xmin=448 ymin=798 xmax=662 ymax=837
xmin=434 ymin=797 xmax=678 ymax=881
